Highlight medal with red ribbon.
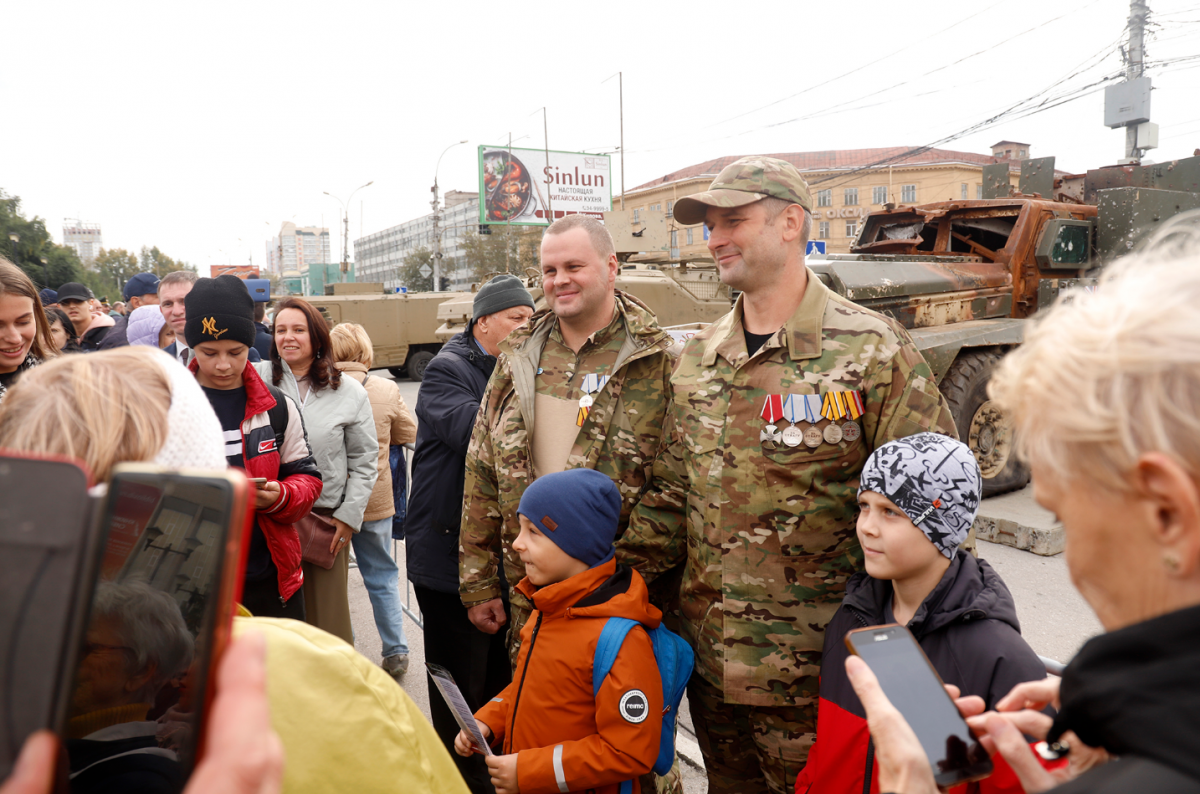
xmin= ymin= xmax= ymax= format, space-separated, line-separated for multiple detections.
xmin=760 ymin=394 xmax=783 ymax=444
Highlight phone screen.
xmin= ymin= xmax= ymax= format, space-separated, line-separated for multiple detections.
xmin=61 ymin=470 xmax=239 ymax=793
xmin=847 ymin=625 xmax=992 ymax=787
xmin=0 ymin=455 xmax=95 ymax=781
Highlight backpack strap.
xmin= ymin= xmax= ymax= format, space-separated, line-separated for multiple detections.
xmin=592 ymin=617 xmax=639 ymax=697
xmin=264 ymin=384 xmax=290 ymax=450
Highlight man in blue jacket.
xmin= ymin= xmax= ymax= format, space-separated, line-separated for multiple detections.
xmin=406 ymin=274 xmax=534 ymax=794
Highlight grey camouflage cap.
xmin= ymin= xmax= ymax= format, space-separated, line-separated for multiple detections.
xmin=673 ymin=156 xmax=814 ymax=226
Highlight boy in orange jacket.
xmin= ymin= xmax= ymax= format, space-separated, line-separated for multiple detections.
xmin=454 ymin=468 xmax=663 ymax=794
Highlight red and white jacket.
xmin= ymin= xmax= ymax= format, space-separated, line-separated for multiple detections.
xmin=190 ymin=359 xmax=323 ymax=601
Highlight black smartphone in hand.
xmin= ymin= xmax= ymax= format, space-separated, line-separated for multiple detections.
xmin=0 ymin=453 xmax=99 ymax=782
xmin=58 ymin=465 xmax=250 ymax=793
xmin=845 ymin=624 xmax=993 ymax=789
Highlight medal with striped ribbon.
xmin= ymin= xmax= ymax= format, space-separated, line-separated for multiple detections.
xmin=576 ymin=373 xmax=610 ymax=427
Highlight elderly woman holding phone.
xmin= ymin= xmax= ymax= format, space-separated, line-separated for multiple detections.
xmin=258 ymin=297 xmax=378 ymax=645
xmin=848 ymin=227 xmax=1200 ymax=793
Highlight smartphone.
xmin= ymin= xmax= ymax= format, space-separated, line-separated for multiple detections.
xmin=58 ymin=465 xmax=251 ymax=793
xmin=0 ymin=454 xmax=99 ymax=781
xmin=248 ymin=478 xmax=268 ymax=487
xmin=845 ymin=624 xmax=993 ymax=789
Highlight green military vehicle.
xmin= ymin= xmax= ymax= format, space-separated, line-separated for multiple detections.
xmin=812 ymin=154 xmax=1200 ymax=495
xmin=307 ymin=266 xmax=733 ymax=382
xmin=433 ymin=264 xmax=731 ymax=342
xmin=307 ymin=284 xmax=463 ymax=381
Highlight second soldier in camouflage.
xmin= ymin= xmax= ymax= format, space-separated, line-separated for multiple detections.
xmin=619 ymin=156 xmax=957 ymax=794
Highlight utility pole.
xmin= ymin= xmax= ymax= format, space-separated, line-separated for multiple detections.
xmin=619 ymin=72 xmax=625 ymax=211
xmin=323 ymin=182 xmax=373 ymax=284
xmin=1125 ymin=0 xmax=1149 ymax=161
xmin=341 ymin=210 xmax=350 ymax=282
xmin=432 ymin=140 xmax=468 ymax=292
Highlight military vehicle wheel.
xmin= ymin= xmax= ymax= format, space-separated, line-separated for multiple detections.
xmin=939 ymin=350 xmax=1030 ymax=497
xmin=406 ymin=350 xmax=434 ymax=382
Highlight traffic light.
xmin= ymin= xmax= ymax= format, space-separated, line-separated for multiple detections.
xmin=478 ymin=225 xmax=492 ymax=235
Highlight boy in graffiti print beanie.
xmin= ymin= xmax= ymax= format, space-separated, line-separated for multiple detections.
xmin=454 ymin=469 xmax=664 ymax=794
xmin=797 ymin=433 xmax=1049 ymax=794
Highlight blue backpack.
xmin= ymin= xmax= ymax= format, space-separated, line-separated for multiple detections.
xmin=591 ymin=617 xmax=695 ymax=785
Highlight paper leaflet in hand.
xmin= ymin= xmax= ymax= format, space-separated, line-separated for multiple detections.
xmin=426 ymin=662 xmax=494 ymax=756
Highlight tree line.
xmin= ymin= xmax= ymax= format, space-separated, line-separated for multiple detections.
xmin=1 ymin=188 xmax=195 ymax=301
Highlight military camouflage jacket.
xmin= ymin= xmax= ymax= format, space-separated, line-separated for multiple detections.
xmin=459 ymin=291 xmax=677 ymax=615
xmin=618 ymin=271 xmax=957 ymax=707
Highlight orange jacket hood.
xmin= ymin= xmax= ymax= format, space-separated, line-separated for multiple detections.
xmin=516 ymin=558 xmax=663 ymax=628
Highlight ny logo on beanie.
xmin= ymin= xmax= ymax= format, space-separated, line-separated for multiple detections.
xmin=201 ymin=317 xmax=228 ymax=339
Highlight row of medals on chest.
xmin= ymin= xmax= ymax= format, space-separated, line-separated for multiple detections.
xmin=761 ymin=392 xmax=863 ymax=449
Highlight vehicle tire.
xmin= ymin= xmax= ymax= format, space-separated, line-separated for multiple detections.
xmin=406 ymin=350 xmax=435 ymax=382
xmin=939 ymin=350 xmax=1030 ymax=498
xmin=388 ymin=367 xmax=407 ymax=379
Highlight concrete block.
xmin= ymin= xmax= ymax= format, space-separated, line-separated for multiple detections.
xmin=973 ymin=485 xmax=1065 ymax=556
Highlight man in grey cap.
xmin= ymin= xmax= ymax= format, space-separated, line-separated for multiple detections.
xmin=405 ymin=273 xmax=534 ymax=794
xmin=617 ymin=156 xmax=957 ymax=793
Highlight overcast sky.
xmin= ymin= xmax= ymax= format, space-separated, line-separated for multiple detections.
xmin=5 ymin=0 xmax=1199 ymax=272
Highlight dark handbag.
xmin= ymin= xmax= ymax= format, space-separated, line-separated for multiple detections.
xmin=296 ymin=510 xmax=338 ymax=570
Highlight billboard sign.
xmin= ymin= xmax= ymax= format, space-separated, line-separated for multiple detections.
xmin=210 ymin=265 xmax=261 ymax=279
xmin=479 ymin=146 xmax=612 ymax=226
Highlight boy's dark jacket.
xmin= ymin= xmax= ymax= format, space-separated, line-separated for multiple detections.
xmin=475 ymin=558 xmax=663 ymax=794
xmin=796 ymin=550 xmax=1047 ymax=794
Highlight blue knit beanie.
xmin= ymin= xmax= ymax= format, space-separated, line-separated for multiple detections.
xmin=517 ymin=469 xmax=621 ymax=567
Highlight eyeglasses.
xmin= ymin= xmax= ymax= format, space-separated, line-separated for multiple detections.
xmin=83 ymin=642 xmax=134 ymax=657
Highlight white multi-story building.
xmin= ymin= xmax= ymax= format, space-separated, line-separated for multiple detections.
xmin=275 ymin=223 xmax=330 ymax=273
xmin=354 ymin=191 xmax=479 ymax=292
xmin=63 ymin=219 xmax=102 ymax=264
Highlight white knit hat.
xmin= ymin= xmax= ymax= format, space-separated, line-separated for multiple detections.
xmin=149 ymin=348 xmax=228 ymax=471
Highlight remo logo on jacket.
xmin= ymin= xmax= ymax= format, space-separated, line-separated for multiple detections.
xmin=619 ymin=690 xmax=649 ymax=724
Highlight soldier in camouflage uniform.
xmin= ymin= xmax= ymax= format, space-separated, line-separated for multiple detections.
xmin=458 ymin=213 xmax=678 ymax=656
xmin=617 ymin=157 xmax=957 ymax=794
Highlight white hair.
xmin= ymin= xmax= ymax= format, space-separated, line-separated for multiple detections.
xmin=990 ymin=211 xmax=1200 ymax=490
xmin=92 ymin=579 xmax=195 ymax=701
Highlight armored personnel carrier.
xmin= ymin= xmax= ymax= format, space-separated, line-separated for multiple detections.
xmin=817 ymin=155 xmax=1200 ymax=494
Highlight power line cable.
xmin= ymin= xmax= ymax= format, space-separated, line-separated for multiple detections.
xmin=700 ymin=0 xmax=1008 ymax=130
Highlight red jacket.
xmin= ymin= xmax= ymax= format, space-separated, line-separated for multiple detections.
xmin=796 ymin=553 xmax=1054 ymax=794
xmin=475 ymin=559 xmax=663 ymax=794
xmin=191 ymin=360 xmax=323 ymax=601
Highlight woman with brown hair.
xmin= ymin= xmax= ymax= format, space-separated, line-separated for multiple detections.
xmin=256 ymin=297 xmax=378 ymax=644
xmin=0 ymin=258 xmax=56 ymax=400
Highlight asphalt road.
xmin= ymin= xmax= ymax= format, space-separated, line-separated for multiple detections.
xmin=348 ymin=371 xmax=1103 ymax=794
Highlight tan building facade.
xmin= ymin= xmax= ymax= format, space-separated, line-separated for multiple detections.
xmin=619 ymin=147 xmax=1023 ymax=259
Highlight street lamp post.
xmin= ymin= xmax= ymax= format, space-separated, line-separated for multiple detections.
xmin=324 ymin=182 xmax=374 ymax=283
xmin=432 ymin=140 xmax=468 ymax=292
xmin=7 ymin=233 xmax=18 ymax=264
xmin=39 ymin=257 xmax=49 ymax=289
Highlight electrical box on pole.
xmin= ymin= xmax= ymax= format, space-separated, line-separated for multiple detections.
xmin=1103 ymin=77 xmax=1152 ymax=128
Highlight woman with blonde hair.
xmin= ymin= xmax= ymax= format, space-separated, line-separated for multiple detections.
xmin=330 ymin=321 xmax=418 ymax=677
xmin=845 ymin=218 xmax=1200 ymax=793
xmin=0 ymin=346 xmax=226 ymax=480
xmin=0 ymin=258 xmax=56 ymax=400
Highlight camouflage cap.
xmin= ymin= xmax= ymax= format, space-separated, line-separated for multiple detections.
xmin=673 ymin=156 xmax=814 ymax=226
